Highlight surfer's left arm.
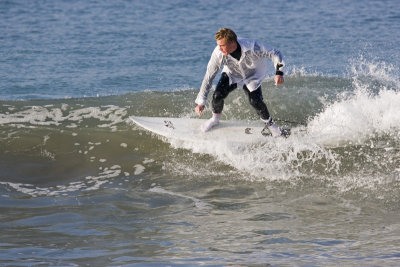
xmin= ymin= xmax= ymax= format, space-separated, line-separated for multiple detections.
xmin=274 ymin=62 xmax=284 ymax=85
xmin=254 ymin=41 xmax=285 ymax=85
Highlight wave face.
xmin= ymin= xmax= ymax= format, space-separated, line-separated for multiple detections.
xmin=1 ymin=61 xmax=399 ymax=204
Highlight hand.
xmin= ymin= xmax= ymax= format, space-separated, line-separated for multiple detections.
xmin=274 ymin=75 xmax=284 ymax=85
xmin=195 ymin=105 xmax=205 ymax=116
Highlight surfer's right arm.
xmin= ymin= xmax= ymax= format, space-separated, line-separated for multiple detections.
xmin=195 ymin=46 xmax=223 ymax=115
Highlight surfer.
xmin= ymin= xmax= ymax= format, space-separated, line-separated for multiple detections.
xmin=195 ymin=28 xmax=285 ymax=137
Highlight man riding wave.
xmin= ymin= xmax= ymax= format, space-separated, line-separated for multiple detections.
xmin=195 ymin=28 xmax=285 ymax=137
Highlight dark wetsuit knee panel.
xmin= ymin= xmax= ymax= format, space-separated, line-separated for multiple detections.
xmin=211 ymin=73 xmax=237 ymax=114
xmin=216 ymin=73 xmax=230 ymax=88
xmin=243 ymin=86 xmax=270 ymax=120
xmin=243 ymin=85 xmax=263 ymax=103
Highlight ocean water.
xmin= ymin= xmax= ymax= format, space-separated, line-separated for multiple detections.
xmin=1 ymin=0 xmax=400 ymax=266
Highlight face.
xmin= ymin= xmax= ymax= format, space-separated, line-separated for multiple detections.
xmin=217 ymin=38 xmax=237 ymax=56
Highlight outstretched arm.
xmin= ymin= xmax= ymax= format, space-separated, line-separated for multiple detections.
xmin=195 ymin=47 xmax=223 ymax=111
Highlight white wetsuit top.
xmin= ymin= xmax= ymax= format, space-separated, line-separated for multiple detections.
xmin=195 ymin=38 xmax=284 ymax=107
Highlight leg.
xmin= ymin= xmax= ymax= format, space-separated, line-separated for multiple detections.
xmin=212 ymin=73 xmax=237 ymax=114
xmin=242 ymin=85 xmax=270 ymax=121
xmin=202 ymin=73 xmax=237 ymax=132
xmin=243 ymin=85 xmax=282 ymax=137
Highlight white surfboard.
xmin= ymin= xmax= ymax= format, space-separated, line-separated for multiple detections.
xmin=130 ymin=116 xmax=289 ymax=144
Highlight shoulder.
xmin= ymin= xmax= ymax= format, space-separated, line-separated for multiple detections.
xmin=237 ymin=38 xmax=256 ymax=51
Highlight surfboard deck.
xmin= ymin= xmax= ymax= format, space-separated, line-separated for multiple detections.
xmin=130 ymin=116 xmax=290 ymax=144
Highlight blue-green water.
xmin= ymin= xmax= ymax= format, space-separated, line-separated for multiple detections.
xmin=1 ymin=0 xmax=400 ymax=266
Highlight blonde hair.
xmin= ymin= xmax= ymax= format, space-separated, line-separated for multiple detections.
xmin=215 ymin=28 xmax=237 ymax=43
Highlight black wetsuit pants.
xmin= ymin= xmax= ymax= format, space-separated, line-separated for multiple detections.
xmin=212 ymin=73 xmax=271 ymax=121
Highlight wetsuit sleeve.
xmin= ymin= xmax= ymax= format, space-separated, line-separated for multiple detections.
xmin=195 ymin=47 xmax=222 ymax=106
xmin=254 ymin=41 xmax=285 ymax=74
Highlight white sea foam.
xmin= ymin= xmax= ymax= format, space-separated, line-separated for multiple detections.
xmin=142 ymin=158 xmax=154 ymax=164
xmin=133 ymin=164 xmax=145 ymax=175
xmin=120 ymin=143 xmax=127 ymax=148
xmin=0 ymin=164 xmax=124 ymax=197
xmin=307 ymin=89 xmax=400 ymax=146
xmin=0 ymin=105 xmax=127 ymax=128
xmin=165 ymin=80 xmax=400 ymax=193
